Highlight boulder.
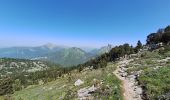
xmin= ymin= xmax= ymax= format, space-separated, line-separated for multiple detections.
xmin=78 ymin=88 xmax=90 ymax=98
xmin=88 ymin=85 xmax=97 ymax=93
xmin=77 ymin=85 xmax=97 ymax=99
xmin=75 ymin=79 xmax=84 ymax=86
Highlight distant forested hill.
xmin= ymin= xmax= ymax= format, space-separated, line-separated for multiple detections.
xmin=0 ymin=44 xmax=112 ymax=67
xmin=0 ymin=58 xmax=60 ymax=78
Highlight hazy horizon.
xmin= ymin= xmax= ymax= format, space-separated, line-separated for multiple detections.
xmin=0 ymin=42 xmax=112 ymax=49
xmin=0 ymin=0 xmax=170 ymax=48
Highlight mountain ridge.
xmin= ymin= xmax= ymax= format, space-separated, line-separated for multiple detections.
xmin=0 ymin=44 xmax=112 ymax=67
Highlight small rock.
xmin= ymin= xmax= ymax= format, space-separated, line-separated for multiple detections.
xmin=75 ymin=79 xmax=84 ymax=86
xmin=127 ymin=75 xmax=136 ymax=81
xmin=135 ymin=88 xmax=143 ymax=95
xmin=78 ymin=88 xmax=90 ymax=98
xmin=88 ymin=85 xmax=97 ymax=93
xmin=121 ymin=72 xmax=128 ymax=77
xmin=77 ymin=85 xmax=97 ymax=99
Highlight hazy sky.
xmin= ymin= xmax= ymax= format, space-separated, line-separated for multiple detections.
xmin=0 ymin=0 xmax=170 ymax=47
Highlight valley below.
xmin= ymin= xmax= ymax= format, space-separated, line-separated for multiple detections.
xmin=1 ymin=26 xmax=170 ymax=100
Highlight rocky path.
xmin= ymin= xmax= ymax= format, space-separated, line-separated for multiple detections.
xmin=113 ymin=59 xmax=143 ymax=100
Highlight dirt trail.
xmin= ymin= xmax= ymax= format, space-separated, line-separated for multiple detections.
xmin=113 ymin=59 xmax=142 ymax=100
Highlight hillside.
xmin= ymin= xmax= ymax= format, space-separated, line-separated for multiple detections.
xmin=88 ymin=44 xmax=112 ymax=56
xmin=5 ymin=48 xmax=169 ymax=100
xmin=0 ymin=45 xmax=170 ymax=100
xmin=44 ymin=47 xmax=93 ymax=67
xmin=0 ymin=58 xmax=57 ymax=78
xmin=0 ymin=26 xmax=170 ymax=100
xmin=0 ymin=44 xmax=60 ymax=59
xmin=1 ymin=0 xmax=170 ymax=99
xmin=0 ymin=58 xmax=64 ymax=97
xmin=0 ymin=44 xmax=110 ymax=67
xmin=10 ymin=62 xmax=123 ymax=100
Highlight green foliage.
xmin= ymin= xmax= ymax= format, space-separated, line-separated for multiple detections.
xmin=135 ymin=40 xmax=142 ymax=52
xmin=76 ymin=43 xmax=135 ymax=71
xmin=63 ymin=89 xmax=75 ymax=100
xmin=110 ymin=44 xmax=134 ymax=60
xmin=139 ymin=66 xmax=170 ymax=99
xmin=12 ymin=62 xmax=123 ymax=100
xmin=103 ymin=74 xmax=122 ymax=100
xmin=46 ymin=47 xmax=91 ymax=67
xmin=147 ymin=25 xmax=170 ymax=44
xmin=161 ymin=32 xmax=170 ymax=43
xmin=147 ymin=33 xmax=162 ymax=44
xmin=0 ymin=58 xmax=75 ymax=97
xmin=0 ymin=58 xmax=61 ymax=78
xmin=164 ymin=25 xmax=170 ymax=32
xmin=0 ymin=43 xmax=135 ymax=95
xmin=0 ymin=78 xmax=13 ymax=96
xmin=159 ymin=45 xmax=170 ymax=56
xmin=12 ymin=79 xmax=22 ymax=91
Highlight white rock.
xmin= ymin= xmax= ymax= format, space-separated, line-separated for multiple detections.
xmin=78 ymin=88 xmax=90 ymax=98
xmin=77 ymin=85 xmax=97 ymax=99
xmin=135 ymin=88 xmax=143 ymax=95
xmin=75 ymin=79 xmax=84 ymax=86
xmin=88 ymin=85 xmax=97 ymax=92
xmin=121 ymin=72 xmax=128 ymax=77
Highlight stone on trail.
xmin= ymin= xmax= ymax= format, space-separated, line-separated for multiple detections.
xmin=78 ymin=88 xmax=91 ymax=98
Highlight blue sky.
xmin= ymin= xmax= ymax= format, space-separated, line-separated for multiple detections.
xmin=0 ymin=0 xmax=170 ymax=48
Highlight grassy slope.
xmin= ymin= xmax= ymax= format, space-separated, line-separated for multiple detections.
xmin=0 ymin=97 xmax=4 ymax=100
xmin=139 ymin=66 xmax=170 ymax=99
xmin=4 ymin=50 xmax=170 ymax=100
xmin=126 ymin=51 xmax=164 ymax=74
xmin=126 ymin=51 xmax=170 ymax=99
xmin=11 ymin=63 xmax=123 ymax=100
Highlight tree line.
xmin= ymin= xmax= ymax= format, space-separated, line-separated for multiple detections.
xmin=76 ymin=42 xmax=142 ymax=72
xmin=147 ymin=25 xmax=170 ymax=44
xmin=0 ymin=61 xmax=73 ymax=96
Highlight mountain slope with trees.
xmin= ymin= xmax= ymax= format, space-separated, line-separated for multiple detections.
xmin=0 ymin=44 xmax=111 ymax=67
xmin=1 ymin=25 xmax=170 ymax=99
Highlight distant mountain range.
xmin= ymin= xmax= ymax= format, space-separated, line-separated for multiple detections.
xmin=89 ymin=44 xmax=112 ymax=55
xmin=0 ymin=43 xmax=112 ymax=67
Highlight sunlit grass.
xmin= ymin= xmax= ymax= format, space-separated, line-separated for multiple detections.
xmin=139 ymin=66 xmax=170 ymax=99
xmin=12 ymin=63 xmax=123 ymax=100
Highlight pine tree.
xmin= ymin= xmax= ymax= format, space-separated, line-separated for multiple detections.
xmin=135 ymin=40 xmax=142 ymax=53
xmin=137 ymin=40 xmax=142 ymax=49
